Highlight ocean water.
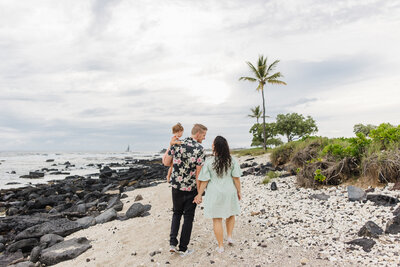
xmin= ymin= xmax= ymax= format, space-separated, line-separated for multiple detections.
xmin=0 ymin=151 xmax=160 ymax=190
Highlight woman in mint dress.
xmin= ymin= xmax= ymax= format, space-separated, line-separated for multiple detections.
xmin=194 ymin=136 xmax=242 ymax=253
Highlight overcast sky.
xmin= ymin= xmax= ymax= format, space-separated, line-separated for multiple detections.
xmin=1 ymin=0 xmax=399 ymax=152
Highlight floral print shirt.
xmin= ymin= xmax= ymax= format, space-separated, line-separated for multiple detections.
xmin=168 ymin=137 xmax=206 ymax=191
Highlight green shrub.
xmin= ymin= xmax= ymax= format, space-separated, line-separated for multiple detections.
xmin=314 ymin=169 xmax=326 ymax=182
xmin=262 ymin=171 xmax=280 ymax=184
xmin=369 ymin=123 xmax=400 ymax=149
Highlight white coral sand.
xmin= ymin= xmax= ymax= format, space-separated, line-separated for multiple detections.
xmin=56 ymin=154 xmax=399 ymax=267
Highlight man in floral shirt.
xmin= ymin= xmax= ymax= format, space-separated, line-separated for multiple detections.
xmin=163 ymin=123 xmax=207 ymax=255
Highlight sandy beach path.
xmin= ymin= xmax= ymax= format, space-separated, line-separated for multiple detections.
xmin=56 ymin=155 xmax=333 ymax=267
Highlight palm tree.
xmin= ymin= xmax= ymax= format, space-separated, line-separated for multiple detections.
xmin=240 ymin=55 xmax=287 ymax=150
xmin=248 ymin=106 xmax=262 ymax=123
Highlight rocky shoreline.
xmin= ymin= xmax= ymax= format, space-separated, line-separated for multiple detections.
xmin=1 ymin=154 xmax=400 ymax=266
xmin=0 ymin=158 xmax=167 ymax=266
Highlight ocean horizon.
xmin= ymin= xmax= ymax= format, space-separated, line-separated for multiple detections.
xmin=0 ymin=151 xmax=161 ymax=190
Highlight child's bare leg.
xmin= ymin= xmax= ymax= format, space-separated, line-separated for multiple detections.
xmin=167 ymin=166 xmax=172 ymax=182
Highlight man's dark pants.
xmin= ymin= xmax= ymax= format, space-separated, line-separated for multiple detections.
xmin=170 ymin=188 xmax=197 ymax=252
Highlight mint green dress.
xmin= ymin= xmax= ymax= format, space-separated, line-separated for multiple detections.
xmin=198 ymin=156 xmax=242 ymax=219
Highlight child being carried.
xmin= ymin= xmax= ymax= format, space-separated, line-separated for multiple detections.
xmin=163 ymin=123 xmax=184 ymax=183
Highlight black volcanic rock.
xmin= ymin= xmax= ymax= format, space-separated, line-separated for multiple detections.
xmin=358 ymin=221 xmax=383 ymax=238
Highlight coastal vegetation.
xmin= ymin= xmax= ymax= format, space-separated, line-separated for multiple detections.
xmin=270 ymin=123 xmax=400 ymax=188
xmin=240 ymin=55 xmax=286 ymax=150
xmin=249 ymin=112 xmax=318 ymax=148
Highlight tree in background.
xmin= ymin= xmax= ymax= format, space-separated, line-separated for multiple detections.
xmin=249 ymin=123 xmax=283 ymax=147
xmin=275 ymin=113 xmax=318 ymax=142
xmin=248 ymin=106 xmax=262 ymax=123
xmin=240 ymin=55 xmax=286 ymax=150
xmin=353 ymin=123 xmax=377 ymax=136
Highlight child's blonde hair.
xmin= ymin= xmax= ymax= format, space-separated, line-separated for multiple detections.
xmin=172 ymin=123 xmax=184 ymax=134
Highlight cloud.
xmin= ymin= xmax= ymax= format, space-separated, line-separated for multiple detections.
xmin=0 ymin=0 xmax=399 ymax=151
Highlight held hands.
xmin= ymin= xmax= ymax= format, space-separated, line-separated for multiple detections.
xmin=193 ymin=194 xmax=202 ymax=204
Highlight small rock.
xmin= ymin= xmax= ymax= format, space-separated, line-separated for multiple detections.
xmin=134 ymin=194 xmax=143 ymax=202
xmin=300 ymin=258 xmax=309 ymax=265
xmin=251 ymin=211 xmax=260 ymax=216
xmin=358 ymin=221 xmax=383 ymax=238
xmin=270 ymin=182 xmax=277 ymax=191
xmin=346 ymin=238 xmax=376 ymax=252
xmin=30 ymin=246 xmax=42 ymax=263
xmin=385 ymin=214 xmax=400 ymax=234
xmin=347 ymin=186 xmax=366 ymax=202
xmin=310 ymin=193 xmax=330 ymax=201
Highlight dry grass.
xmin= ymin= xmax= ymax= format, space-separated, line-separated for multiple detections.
xmin=362 ymin=150 xmax=400 ymax=183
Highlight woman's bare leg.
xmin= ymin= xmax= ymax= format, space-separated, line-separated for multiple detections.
xmin=226 ymin=216 xmax=235 ymax=238
xmin=212 ymin=218 xmax=224 ymax=248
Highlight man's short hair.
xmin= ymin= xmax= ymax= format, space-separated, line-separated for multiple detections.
xmin=191 ymin=124 xmax=208 ymax=135
xmin=172 ymin=123 xmax=184 ymax=133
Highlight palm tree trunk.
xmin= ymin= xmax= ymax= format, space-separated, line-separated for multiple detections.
xmin=261 ymin=88 xmax=266 ymax=150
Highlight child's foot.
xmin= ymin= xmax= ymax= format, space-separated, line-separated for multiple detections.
xmin=215 ymin=247 xmax=224 ymax=253
xmin=169 ymin=246 xmax=177 ymax=253
xmin=227 ymin=237 xmax=234 ymax=246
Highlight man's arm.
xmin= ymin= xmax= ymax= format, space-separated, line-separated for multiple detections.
xmin=195 ymin=165 xmax=202 ymax=190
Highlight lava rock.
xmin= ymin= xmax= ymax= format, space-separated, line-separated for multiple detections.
xmin=8 ymin=261 xmax=35 ymax=267
xmin=0 ymin=251 xmax=24 ymax=266
xmin=393 ymin=206 xmax=400 ymax=216
xmin=347 ymin=186 xmax=366 ymax=202
xmin=95 ymin=208 xmax=117 ymax=224
xmin=15 ymin=218 xmax=82 ymax=241
xmin=40 ymin=234 xmax=64 ymax=248
xmin=126 ymin=203 xmax=151 ymax=218
xmin=7 ymin=238 xmax=39 ymax=253
xmin=40 ymin=237 xmax=92 ymax=266
xmin=367 ymin=194 xmax=399 ymax=206
xmin=20 ymin=172 xmax=45 ymax=179
xmin=358 ymin=221 xmax=383 ymax=238
xmin=30 ymin=246 xmax=42 ymax=263
xmin=385 ymin=214 xmax=400 ymax=234
xmin=346 ymin=238 xmax=376 ymax=252
xmin=76 ymin=216 xmax=97 ymax=229
xmin=270 ymin=182 xmax=278 ymax=191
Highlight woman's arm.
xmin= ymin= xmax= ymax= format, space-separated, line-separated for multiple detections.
xmin=233 ymin=177 xmax=241 ymax=200
xmin=193 ymin=181 xmax=208 ymax=204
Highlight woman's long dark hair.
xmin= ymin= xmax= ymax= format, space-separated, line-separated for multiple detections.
xmin=212 ymin=136 xmax=232 ymax=177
